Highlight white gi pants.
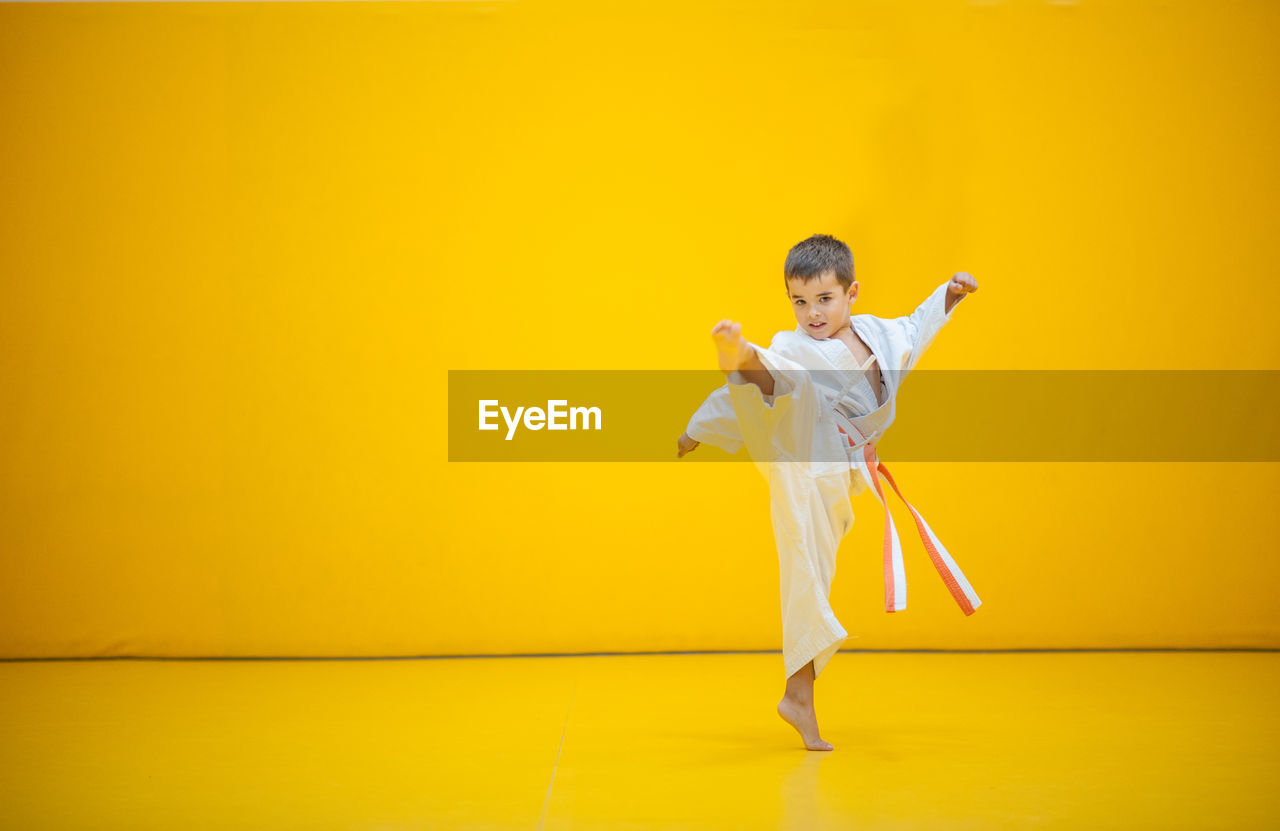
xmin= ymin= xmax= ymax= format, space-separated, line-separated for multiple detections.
xmin=726 ymin=360 xmax=866 ymax=682
xmin=727 ymin=347 xmax=983 ymax=681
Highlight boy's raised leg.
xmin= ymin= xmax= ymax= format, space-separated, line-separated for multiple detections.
xmin=777 ymin=660 xmax=834 ymax=751
xmin=711 ymin=320 xmax=828 ymax=749
xmin=711 ymin=320 xmax=775 ymax=397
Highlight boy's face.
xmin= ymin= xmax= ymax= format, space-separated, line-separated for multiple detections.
xmin=785 ymin=270 xmax=858 ymax=339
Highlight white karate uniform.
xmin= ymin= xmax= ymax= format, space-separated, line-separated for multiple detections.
xmin=686 ymin=280 xmax=982 ymax=680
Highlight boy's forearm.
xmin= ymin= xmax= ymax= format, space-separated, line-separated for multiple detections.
xmin=736 ymin=346 xmax=776 ymax=397
xmin=944 ymin=289 xmax=966 ymax=315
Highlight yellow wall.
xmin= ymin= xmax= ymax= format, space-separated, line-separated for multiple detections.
xmin=1 ymin=0 xmax=1277 ymax=657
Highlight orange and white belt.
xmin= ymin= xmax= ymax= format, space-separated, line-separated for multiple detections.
xmin=832 ymin=411 xmax=982 ymax=616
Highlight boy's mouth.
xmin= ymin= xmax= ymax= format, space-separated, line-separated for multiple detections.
xmin=808 ymin=322 xmax=827 ymax=330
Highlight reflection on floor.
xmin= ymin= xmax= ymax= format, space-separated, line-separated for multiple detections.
xmin=1 ymin=651 xmax=1277 ymax=830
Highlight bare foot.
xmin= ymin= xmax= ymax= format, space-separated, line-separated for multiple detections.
xmin=711 ymin=320 xmax=753 ymax=374
xmin=777 ymin=695 xmax=834 ymax=751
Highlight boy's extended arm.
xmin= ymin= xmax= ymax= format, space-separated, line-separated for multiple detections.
xmin=898 ymin=272 xmax=977 ymax=372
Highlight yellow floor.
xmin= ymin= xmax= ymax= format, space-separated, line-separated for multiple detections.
xmin=1 ymin=651 xmax=1277 ymax=830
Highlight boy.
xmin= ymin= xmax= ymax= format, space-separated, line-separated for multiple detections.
xmin=676 ymin=233 xmax=981 ymax=751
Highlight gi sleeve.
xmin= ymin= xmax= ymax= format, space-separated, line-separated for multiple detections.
xmin=728 ymin=333 xmax=804 ymax=403
xmin=896 ymin=280 xmax=956 ymax=372
xmin=684 ymin=333 xmax=801 ymax=454
xmin=684 ymin=382 xmax=744 ymax=454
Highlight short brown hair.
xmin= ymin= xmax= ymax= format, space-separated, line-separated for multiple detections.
xmin=784 ymin=233 xmax=854 ymax=290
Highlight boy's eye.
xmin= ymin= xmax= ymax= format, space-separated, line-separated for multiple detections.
xmin=795 ymin=300 xmax=805 ymax=306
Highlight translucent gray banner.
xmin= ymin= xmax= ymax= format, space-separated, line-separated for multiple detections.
xmin=447 ymin=370 xmax=1280 ymax=462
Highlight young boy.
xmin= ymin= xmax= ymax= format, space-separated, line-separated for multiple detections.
xmin=676 ymin=233 xmax=981 ymax=751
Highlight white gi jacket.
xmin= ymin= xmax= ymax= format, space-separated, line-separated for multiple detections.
xmin=686 ymin=280 xmax=982 ymax=680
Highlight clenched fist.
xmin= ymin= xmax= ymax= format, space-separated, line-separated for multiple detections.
xmin=676 ymin=432 xmax=701 ymax=458
xmin=948 ymin=271 xmax=978 ymax=296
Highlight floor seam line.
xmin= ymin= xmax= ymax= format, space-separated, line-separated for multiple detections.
xmin=537 ymin=684 xmax=575 ymax=831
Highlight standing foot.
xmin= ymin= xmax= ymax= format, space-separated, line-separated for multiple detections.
xmin=776 ymin=695 xmax=834 ymax=751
